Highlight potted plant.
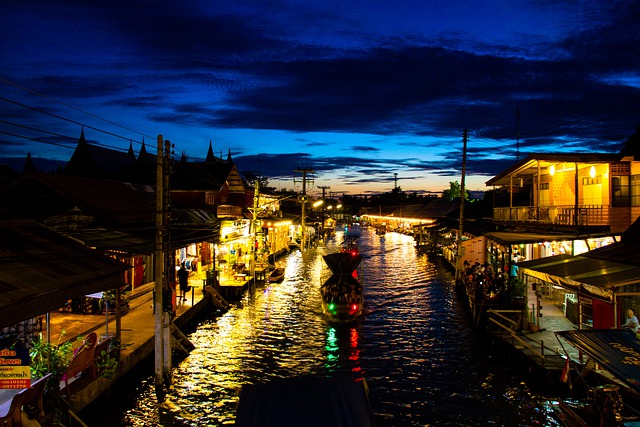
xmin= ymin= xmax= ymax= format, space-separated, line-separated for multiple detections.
xmin=100 ymin=288 xmax=130 ymax=315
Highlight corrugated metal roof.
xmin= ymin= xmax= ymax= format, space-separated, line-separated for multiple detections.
xmin=0 ymin=221 xmax=131 ymax=328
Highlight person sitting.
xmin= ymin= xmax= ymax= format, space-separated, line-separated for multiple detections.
xmin=621 ymin=308 xmax=639 ymax=335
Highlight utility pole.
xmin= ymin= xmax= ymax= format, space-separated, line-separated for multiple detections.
xmin=154 ymin=135 xmax=165 ymax=400
xmin=154 ymin=135 xmax=172 ymax=401
xmin=294 ymin=168 xmax=314 ymax=251
xmin=318 ymin=185 xmax=330 ymax=236
xmin=454 ymin=130 xmax=468 ymax=285
xmin=249 ymin=180 xmax=260 ymax=275
xmin=162 ymin=138 xmax=172 ymax=386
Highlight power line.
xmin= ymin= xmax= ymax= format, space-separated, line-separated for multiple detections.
xmin=0 ymin=96 xmax=148 ymax=147
xmin=0 ymin=76 xmax=155 ymax=141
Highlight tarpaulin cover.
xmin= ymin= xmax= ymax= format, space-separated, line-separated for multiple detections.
xmin=235 ymin=376 xmax=375 ymax=427
xmin=322 ymin=253 xmax=363 ymax=290
xmin=556 ymin=329 xmax=640 ymax=394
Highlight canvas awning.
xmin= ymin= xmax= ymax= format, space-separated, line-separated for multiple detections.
xmin=486 ymin=231 xmax=596 ymax=246
xmin=0 ymin=221 xmax=131 ymax=328
xmin=556 ymin=330 xmax=640 ymax=394
xmin=516 ymin=254 xmax=640 ymax=302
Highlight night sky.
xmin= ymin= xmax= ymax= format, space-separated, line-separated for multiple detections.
xmin=1 ymin=0 xmax=639 ymax=195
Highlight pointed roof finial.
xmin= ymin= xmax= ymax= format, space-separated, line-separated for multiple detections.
xmin=78 ymin=127 xmax=87 ymax=146
xmin=127 ymin=140 xmax=135 ymax=158
xmin=227 ymin=148 xmax=232 ymax=163
xmin=23 ymin=152 xmax=35 ymax=173
xmin=205 ymin=139 xmax=216 ymax=163
xmin=138 ymin=139 xmax=149 ymax=162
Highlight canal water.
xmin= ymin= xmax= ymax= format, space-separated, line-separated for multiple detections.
xmin=85 ymin=225 xmax=561 ymax=426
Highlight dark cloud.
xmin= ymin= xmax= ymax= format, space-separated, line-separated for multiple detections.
xmin=2 ymin=0 xmax=639 ymax=193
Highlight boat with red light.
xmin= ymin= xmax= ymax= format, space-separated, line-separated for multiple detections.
xmin=320 ymin=251 xmax=364 ymax=322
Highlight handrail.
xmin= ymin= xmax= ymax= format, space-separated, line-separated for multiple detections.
xmin=487 ymin=309 xmax=545 ymax=366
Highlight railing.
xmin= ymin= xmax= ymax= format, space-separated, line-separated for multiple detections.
xmin=487 ymin=309 xmax=546 ymax=367
xmin=493 ymin=205 xmax=606 ymax=226
xmin=217 ymin=205 xmax=243 ymax=218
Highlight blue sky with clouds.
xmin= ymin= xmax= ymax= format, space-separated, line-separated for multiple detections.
xmin=1 ymin=0 xmax=639 ymax=196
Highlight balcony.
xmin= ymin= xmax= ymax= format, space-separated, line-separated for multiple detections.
xmin=493 ymin=205 xmax=606 ymax=226
xmin=217 ymin=205 xmax=243 ymax=219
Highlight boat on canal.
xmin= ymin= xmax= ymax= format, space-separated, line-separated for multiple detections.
xmin=268 ymin=266 xmax=285 ymax=283
xmin=550 ymin=329 xmax=640 ymax=426
xmin=340 ymin=233 xmax=360 ymax=256
xmin=320 ymin=251 xmax=364 ymax=322
xmin=235 ymin=375 xmax=375 ymax=427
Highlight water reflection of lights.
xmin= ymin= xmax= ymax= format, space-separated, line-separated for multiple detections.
xmin=324 ymin=326 xmax=362 ymax=373
xmin=325 ymin=327 xmax=339 ymax=365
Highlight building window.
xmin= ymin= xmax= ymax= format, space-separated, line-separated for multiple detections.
xmin=632 ymin=174 xmax=640 ymax=207
xmin=582 ymin=176 xmax=601 ymax=185
xmin=539 ymin=182 xmax=549 ymax=190
xmin=612 ymin=175 xmax=630 ymax=207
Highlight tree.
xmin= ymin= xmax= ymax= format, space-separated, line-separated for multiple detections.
xmin=442 ymin=181 xmax=470 ymax=201
xmin=242 ymin=171 xmax=275 ymax=192
xmin=620 ymin=124 xmax=640 ymax=157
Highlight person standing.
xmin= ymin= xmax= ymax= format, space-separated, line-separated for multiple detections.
xmin=622 ymin=308 xmax=639 ymax=335
xmin=177 ymin=262 xmax=190 ymax=302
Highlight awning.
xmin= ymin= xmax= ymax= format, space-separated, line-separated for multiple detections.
xmin=516 ymin=254 xmax=640 ymax=302
xmin=556 ymin=330 xmax=640 ymax=394
xmin=0 ymin=221 xmax=131 ymax=328
xmin=486 ymin=231 xmax=590 ymax=246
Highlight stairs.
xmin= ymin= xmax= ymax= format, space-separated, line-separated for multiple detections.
xmin=170 ymin=323 xmax=195 ymax=356
xmin=204 ymin=285 xmax=231 ymax=310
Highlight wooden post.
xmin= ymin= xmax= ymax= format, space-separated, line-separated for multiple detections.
xmin=454 ymin=130 xmax=468 ymax=285
xmin=154 ymin=135 xmax=166 ymax=401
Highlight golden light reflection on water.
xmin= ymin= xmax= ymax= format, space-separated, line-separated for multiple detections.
xmin=114 ymin=225 xmax=554 ymax=427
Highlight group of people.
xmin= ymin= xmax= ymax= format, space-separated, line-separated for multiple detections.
xmin=460 ymin=261 xmax=508 ymax=302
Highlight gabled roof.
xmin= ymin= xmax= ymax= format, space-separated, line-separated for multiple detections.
xmin=393 ymin=199 xmax=460 ymax=219
xmin=0 ymin=221 xmax=131 ymax=328
xmin=64 ymin=130 xmax=136 ymax=179
xmin=580 ymin=214 xmax=640 ymax=266
xmin=0 ymin=173 xmax=156 ymax=226
xmin=485 ymin=152 xmax=622 ymax=187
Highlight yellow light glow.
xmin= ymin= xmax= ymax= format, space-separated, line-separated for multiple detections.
xmin=590 ymin=166 xmax=596 ymax=179
xmin=313 ymin=200 xmax=323 ymax=207
xmin=549 ymin=164 xmax=555 ymax=176
xmin=361 ymin=214 xmax=435 ymax=224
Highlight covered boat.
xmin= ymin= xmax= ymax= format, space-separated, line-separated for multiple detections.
xmin=551 ymin=329 xmax=640 ymax=426
xmin=235 ymin=375 xmax=375 ymax=427
xmin=321 ymin=252 xmax=364 ymax=322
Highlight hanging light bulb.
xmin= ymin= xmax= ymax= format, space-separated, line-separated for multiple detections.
xmin=549 ymin=165 xmax=555 ymax=176
xmin=590 ymin=165 xmax=596 ymax=179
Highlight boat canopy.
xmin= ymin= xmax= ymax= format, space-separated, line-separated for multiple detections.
xmin=235 ymin=376 xmax=376 ymax=427
xmin=556 ymin=329 xmax=640 ymax=394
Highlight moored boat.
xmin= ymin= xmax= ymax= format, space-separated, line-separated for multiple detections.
xmin=550 ymin=329 xmax=640 ymax=426
xmin=321 ymin=252 xmax=364 ymax=322
xmin=268 ymin=267 xmax=285 ymax=283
